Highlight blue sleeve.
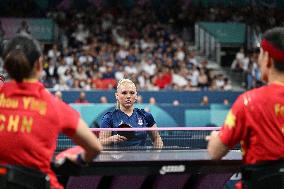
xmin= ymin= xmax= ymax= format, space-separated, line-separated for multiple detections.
xmin=100 ymin=112 xmax=113 ymax=128
xmin=144 ymin=111 xmax=156 ymax=127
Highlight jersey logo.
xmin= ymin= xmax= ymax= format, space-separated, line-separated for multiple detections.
xmin=224 ymin=110 xmax=236 ymax=129
xmin=138 ymin=117 xmax=143 ymax=125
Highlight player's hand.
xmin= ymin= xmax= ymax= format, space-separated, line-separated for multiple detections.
xmin=64 ymin=153 xmax=78 ymax=163
xmin=54 ymin=153 xmax=78 ymax=167
xmin=110 ymin=134 xmax=127 ymax=143
xmin=57 ymin=153 xmax=78 ymax=164
xmin=205 ymin=130 xmax=219 ymax=141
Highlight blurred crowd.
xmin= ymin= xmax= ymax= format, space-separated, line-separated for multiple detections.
xmin=0 ymin=1 xmax=283 ymax=91
xmin=40 ymin=5 xmax=233 ymax=91
xmin=230 ymin=47 xmax=263 ymax=90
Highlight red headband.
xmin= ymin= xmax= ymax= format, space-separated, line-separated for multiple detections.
xmin=261 ymin=39 xmax=284 ymax=63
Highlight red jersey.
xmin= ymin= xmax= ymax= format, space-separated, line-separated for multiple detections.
xmin=0 ymin=81 xmax=80 ymax=189
xmin=219 ymin=83 xmax=284 ymax=164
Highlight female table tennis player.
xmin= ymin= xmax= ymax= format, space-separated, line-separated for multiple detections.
xmin=99 ymin=79 xmax=163 ymax=149
xmin=0 ymin=35 xmax=102 ymax=189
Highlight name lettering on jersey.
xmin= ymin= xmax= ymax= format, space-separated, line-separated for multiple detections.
xmin=274 ymin=104 xmax=284 ymax=136
xmin=0 ymin=114 xmax=33 ymax=133
xmin=0 ymin=94 xmax=19 ymax=109
xmin=23 ymin=97 xmax=47 ymax=115
xmin=274 ymin=103 xmax=284 ymax=116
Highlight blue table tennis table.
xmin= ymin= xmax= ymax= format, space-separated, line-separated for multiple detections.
xmin=54 ymin=149 xmax=242 ymax=189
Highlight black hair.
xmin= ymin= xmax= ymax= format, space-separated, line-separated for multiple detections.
xmin=3 ymin=35 xmax=42 ymax=82
xmin=262 ymin=27 xmax=284 ymax=72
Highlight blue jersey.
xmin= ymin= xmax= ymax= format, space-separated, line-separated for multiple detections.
xmin=100 ymin=108 xmax=156 ymax=146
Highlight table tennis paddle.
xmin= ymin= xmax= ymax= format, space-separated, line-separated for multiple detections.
xmin=117 ymin=123 xmax=135 ymax=140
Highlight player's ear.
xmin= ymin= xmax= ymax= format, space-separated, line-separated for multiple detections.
xmin=35 ymin=56 xmax=43 ymax=71
xmin=34 ymin=56 xmax=43 ymax=79
xmin=262 ymin=51 xmax=271 ymax=68
xmin=115 ymin=92 xmax=118 ymax=100
xmin=134 ymin=93 xmax=138 ymax=101
xmin=268 ymin=57 xmax=274 ymax=68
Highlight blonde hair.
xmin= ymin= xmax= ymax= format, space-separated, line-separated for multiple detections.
xmin=116 ymin=79 xmax=136 ymax=109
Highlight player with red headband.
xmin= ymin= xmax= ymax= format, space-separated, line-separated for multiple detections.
xmin=0 ymin=35 xmax=103 ymax=189
xmin=206 ymin=27 xmax=284 ymax=168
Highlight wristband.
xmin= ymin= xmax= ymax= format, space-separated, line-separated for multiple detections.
xmin=76 ymin=153 xmax=87 ymax=165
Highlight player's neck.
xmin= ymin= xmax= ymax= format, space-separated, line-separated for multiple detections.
xmin=268 ymin=69 xmax=284 ymax=85
xmin=120 ymin=107 xmax=134 ymax=116
xmin=23 ymin=78 xmax=38 ymax=82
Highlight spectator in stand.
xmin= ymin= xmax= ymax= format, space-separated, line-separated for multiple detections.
xmin=47 ymin=44 xmax=61 ymax=61
xmin=137 ymin=95 xmax=143 ymax=104
xmin=57 ymin=56 xmax=68 ymax=79
xmin=74 ymin=66 xmax=88 ymax=87
xmin=16 ymin=20 xmax=31 ymax=35
xmin=198 ymin=68 xmax=209 ymax=90
xmin=200 ymin=95 xmax=209 ymax=106
xmin=72 ymin=79 xmax=81 ymax=89
xmin=102 ymin=64 xmax=116 ymax=79
xmin=141 ymin=57 xmax=157 ymax=76
xmin=190 ymin=65 xmax=200 ymax=88
xmin=72 ymin=23 xmax=90 ymax=46
xmin=215 ymin=74 xmax=225 ymax=90
xmin=149 ymin=97 xmax=157 ymax=105
xmin=53 ymin=77 xmax=70 ymax=91
xmin=75 ymin=91 xmax=89 ymax=103
xmin=100 ymin=96 xmax=109 ymax=104
xmin=153 ymin=67 xmax=172 ymax=89
xmin=137 ymin=71 xmax=148 ymax=90
xmin=231 ymin=47 xmax=245 ymax=72
xmin=223 ymin=77 xmax=232 ymax=91
xmin=124 ymin=60 xmax=138 ymax=75
xmin=43 ymin=57 xmax=58 ymax=88
xmin=172 ymin=68 xmax=189 ymax=90
xmin=223 ymin=98 xmax=230 ymax=106
xmin=91 ymin=73 xmax=104 ymax=89
xmin=54 ymin=90 xmax=63 ymax=100
xmin=187 ymin=50 xmax=198 ymax=67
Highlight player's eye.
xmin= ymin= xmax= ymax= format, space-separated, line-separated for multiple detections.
xmin=130 ymin=91 xmax=135 ymax=95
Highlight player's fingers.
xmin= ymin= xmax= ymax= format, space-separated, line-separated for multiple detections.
xmin=57 ymin=153 xmax=77 ymax=164
xmin=212 ymin=130 xmax=219 ymax=136
xmin=117 ymin=137 xmax=127 ymax=142
xmin=113 ymin=134 xmax=120 ymax=140
xmin=115 ymin=134 xmax=127 ymax=140
xmin=120 ymin=136 xmax=127 ymax=140
xmin=205 ymin=135 xmax=210 ymax=141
